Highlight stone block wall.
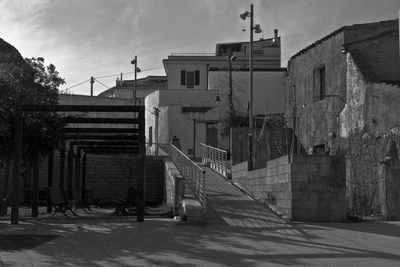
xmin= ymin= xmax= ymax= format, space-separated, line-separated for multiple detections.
xmin=0 ymin=153 xmax=165 ymax=205
xmin=232 ymin=154 xmax=346 ymax=221
xmin=164 ymin=159 xmax=186 ymax=215
xmin=290 ymin=154 xmax=346 ymax=221
xmin=232 ymin=156 xmax=292 ymax=216
xmin=86 ymin=154 xmax=164 ymax=203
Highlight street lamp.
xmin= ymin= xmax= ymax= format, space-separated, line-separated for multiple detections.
xmin=130 ymin=56 xmax=141 ymax=105
xmin=228 ymin=55 xmax=236 ymax=128
xmin=240 ymin=4 xmax=262 ymax=128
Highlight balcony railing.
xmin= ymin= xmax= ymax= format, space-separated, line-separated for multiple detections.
xmin=200 ymin=143 xmax=231 ymax=179
xmin=169 ymin=144 xmax=206 ymax=214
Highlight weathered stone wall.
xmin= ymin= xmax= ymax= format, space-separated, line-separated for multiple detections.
xmin=341 ymin=36 xmax=400 ymax=139
xmin=365 ymin=82 xmax=400 ymax=136
xmin=232 ymin=154 xmax=346 ymax=221
xmin=346 ymin=129 xmax=400 ymax=217
xmin=378 ymin=163 xmax=400 ymax=220
xmin=339 ymin=53 xmax=367 ymax=138
xmin=286 ymin=31 xmax=347 ymax=152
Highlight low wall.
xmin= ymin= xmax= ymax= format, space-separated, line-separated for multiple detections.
xmin=232 ymin=154 xmax=346 ymax=221
xmin=164 ymin=159 xmax=185 ymax=215
xmin=164 ymin=158 xmax=204 ymax=220
xmin=82 ymin=155 xmax=165 ymax=204
xmin=0 ymin=154 xmax=165 ymax=205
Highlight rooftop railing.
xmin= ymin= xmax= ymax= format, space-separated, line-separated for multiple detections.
xmin=169 ymin=144 xmax=206 ymax=214
xmin=170 ymin=53 xmax=215 ymax=56
xmin=200 ymin=143 xmax=231 ymax=179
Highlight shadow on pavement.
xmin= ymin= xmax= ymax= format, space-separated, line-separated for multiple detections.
xmin=0 ymin=234 xmax=59 ymax=251
xmin=1 ymin=218 xmax=400 ymax=266
xmin=309 ymin=220 xmax=400 ymax=238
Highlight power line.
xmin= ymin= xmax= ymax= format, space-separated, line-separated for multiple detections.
xmin=94 ymin=78 xmax=110 ymax=89
xmin=64 ymin=79 xmax=90 ymax=90
xmin=94 ymin=67 xmax=164 ymax=79
xmin=63 ymin=66 xmax=164 ymax=91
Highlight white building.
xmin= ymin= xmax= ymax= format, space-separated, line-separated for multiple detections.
xmin=145 ymin=90 xmax=219 ymax=157
xmin=144 ymin=31 xmax=286 ymax=156
xmin=97 ymin=30 xmax=287 ymax=156
xmin=98 ymin=75 xmax=167 ymax=105
xmin=163 ymin=30 xmax=281 ymax=90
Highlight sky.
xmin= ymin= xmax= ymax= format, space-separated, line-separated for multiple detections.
xmin=0 ymin=0 xmax=399 ymax=95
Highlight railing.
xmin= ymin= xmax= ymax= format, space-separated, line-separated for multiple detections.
xmin=169 ymin=144 xmax=207 ymax=214
xmin=200 ymin=143 xmax=231 ymax=179
xmin=170 ymin=53 xmax=215 ymax=57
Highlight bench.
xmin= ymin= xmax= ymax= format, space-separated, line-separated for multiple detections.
xmin=48 ymin=187 xmax=77 ymax=216
xmin=111 ymin=188 xmax=137 ymax=216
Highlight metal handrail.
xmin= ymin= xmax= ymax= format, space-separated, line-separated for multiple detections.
xmin=169 ymin=144 xmax=206 ymax=214
xmin=170 ymin=53 xmax=215 ymax=56
xmin=200 ymin=143 xmax=231 ymax=178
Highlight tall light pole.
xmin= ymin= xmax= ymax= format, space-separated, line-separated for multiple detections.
xmin=228 ymin=55 xmax=236 ymax=127
xmin=130 ymin=56 xmax=141 ymax=105
xmin=240 ymin=4 xmax=262 ymax=128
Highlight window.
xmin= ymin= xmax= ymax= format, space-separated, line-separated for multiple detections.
xmin=313 ymin=66 xmax=326 ymax=101
xmin=195 ymin=70 xmax=200 ymax=85
xmin=180 ymin=70 xmax=200 ymax=88
xmin=181 ymin=70 xmax=186 ymax=85
xmin=187 ymin=71 xmax=194 ymax=88
xmin=148 ymin=126 xmax=153 ymax=146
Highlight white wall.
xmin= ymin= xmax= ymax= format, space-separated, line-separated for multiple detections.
xmin=164 ymin=62 xmax=209 ymax=90
xmin=208 ymin=70 xmax=286 ymax=115
xmin=145 ymin=89 xmax=220 ymax=157
xmin=100 ymin=88 xmax=158 ymax=100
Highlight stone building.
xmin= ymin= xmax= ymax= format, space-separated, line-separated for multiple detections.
xmin=286 ymin=19 xmax=400 ymax=154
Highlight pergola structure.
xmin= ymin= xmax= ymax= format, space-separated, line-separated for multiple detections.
xmin=11 ymin=105 xmax=145 ymax=224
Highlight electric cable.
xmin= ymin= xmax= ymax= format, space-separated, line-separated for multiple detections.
xmin=94 ymin=67 xmax=164 ymax=79
xmin=64 ymin=79 xmax=90 ymax=90
xmin=93 ymin=78 xmax=110 ymax=89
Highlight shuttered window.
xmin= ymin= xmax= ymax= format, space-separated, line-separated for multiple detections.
xmin=181 ymin=70 xmax=186 ymax=85
xmin=195 ymin=70 xmax=200 ymax=85
xmin=186 ymin=71 xmax=194 ymax=88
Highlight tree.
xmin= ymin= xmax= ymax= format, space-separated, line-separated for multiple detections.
xmin=25 ymin=57 xmax=65 ymax=93
xmin=0 ymin=56 xmax=66 ymax=208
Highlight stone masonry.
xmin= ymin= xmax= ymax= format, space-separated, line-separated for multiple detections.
xmin=232 ymin=154 xmax=346 ymax=222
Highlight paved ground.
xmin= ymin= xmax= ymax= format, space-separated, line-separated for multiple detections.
xmin=1 ymin=218 xmax=400 ymax=266
xmin=1 ymin=169 xmax=400 ymax=266
xmin=203 ymin=166 xmax=289 ymax=230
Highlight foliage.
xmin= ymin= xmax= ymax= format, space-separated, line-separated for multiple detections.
xmin=230 ymin=114 xmax=293 ymax=169
xmin=0 ymin=57 xmax=66 ymax=165
xmin=25 ymin=57 xmax=65 ymax=93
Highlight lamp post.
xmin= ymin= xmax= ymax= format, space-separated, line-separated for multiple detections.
xmin=130 ymin=56 xmax=141 ymax=105
xmin=228 ymin=55 xmax=236 ymax=127
xmin=240 ymin=4 xmax=262 ymax=128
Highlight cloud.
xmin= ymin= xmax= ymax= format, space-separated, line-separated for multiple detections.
xmin=1 ymin=0 xmax=399 ymax=95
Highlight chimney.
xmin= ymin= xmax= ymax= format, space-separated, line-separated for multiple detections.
xmin=274 ymin=29 xmax=278 ymax=40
